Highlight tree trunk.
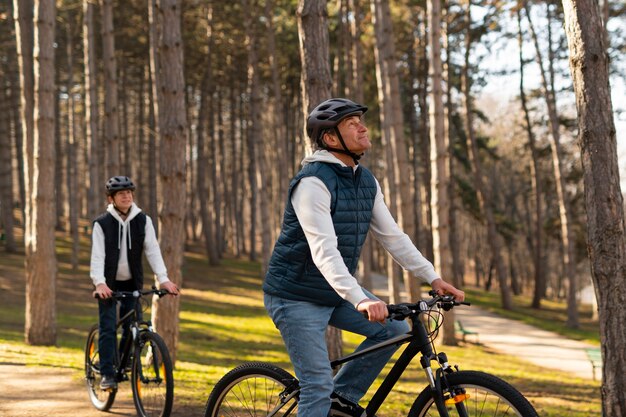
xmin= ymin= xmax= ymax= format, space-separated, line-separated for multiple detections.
xmin=245 ymin=0 xmax=271 ymax=274
xmin=297 ymin=0 xmax=342 ymax=362
xmin=151 ymin=0 xmax=188 ymax=365
xmin=65 ymin=19 xmax=79 ymax=270
xmin=26 ymin=0 xmax=57 ymax=346
xmin=196 ymin=5 xmax=219 ymax=265
xmin=83 ymin=0 xmax=100 ymax=220
xmin=14 ymin=0 xmax=34 ymax=280
xmin=147 ymin=1 xmax=159 ymax=231
xmin=0 ymin=85 xmax=16 ymax=252
xmin=7 ymin=1 xmax=26 ymax=226
xmin=372 ymin=0 xmax=419 ymax=303
xmin=516 ymin=2 xmax=545 ymax=309
xmin=428 ymin=0 xmax=454 ymax=330
xmin=415 ymin=7 xmax=434 ymax=264
xmin=462 ymin=0 xmax=512 ymax=310
xmin=101 ymin=0 xmax=120 ymax=177
xmin=297 ymin=0 xmax=333 ymax=148
xmin=265 ymin=0 xmax=288 ymax=232
xmin=524 ymin=1 xmax=578 ymax=327
xmin=562 ymin=0 xmax=626 ymax=414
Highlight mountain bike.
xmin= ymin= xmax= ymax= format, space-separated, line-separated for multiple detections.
xmin=204 ymin=291 xmax=539 ymax=417
xmin=85 ymin=287 xmax=174 ymax=417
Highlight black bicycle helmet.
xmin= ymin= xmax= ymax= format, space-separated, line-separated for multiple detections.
xmin=105 ymin=176 xmax=136 ymax=196
xmin=306 ymin=98 xmax=368 ymax=146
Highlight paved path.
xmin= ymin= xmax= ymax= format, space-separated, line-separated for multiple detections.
xmin=0 ymin=362 xmax=200 ymax=417
xmin=454 ymin=305 xmax=598 ymax=380
xmin=369 ymin=273 xmax=599 ymax=380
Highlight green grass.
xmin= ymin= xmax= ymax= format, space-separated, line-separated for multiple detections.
xmin=463 ymin=287 xmax=601 ymax=345
xmin=0 ymin=233 xmax=602 ymax=416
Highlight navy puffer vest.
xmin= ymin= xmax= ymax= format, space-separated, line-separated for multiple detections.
xmin=263 ymin=162 xmax=377 ymax=306
xmin=94 ymin=212 xmax=146 ymax=291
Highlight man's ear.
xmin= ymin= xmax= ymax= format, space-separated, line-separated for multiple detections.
xmin=322 ymin=130 xmax=338 ymax=148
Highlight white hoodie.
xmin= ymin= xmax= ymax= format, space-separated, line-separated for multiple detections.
xmin=90 ymin=202 xmax=170 ymax=287
xmin=292 ymin=150 xmax=439 ymax=306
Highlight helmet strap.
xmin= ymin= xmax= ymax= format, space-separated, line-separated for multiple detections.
xmin=322 ymin=127 xmax=363 ymax=165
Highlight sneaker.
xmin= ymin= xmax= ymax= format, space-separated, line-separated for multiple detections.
xmin=329 ymin=393 xmax=369 ymax=417
xmin=100 ymin=374 xmax=118 ymax=391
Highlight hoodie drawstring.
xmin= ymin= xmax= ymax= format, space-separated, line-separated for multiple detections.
xmin=117 ymin=221 xmax=133 ymax=250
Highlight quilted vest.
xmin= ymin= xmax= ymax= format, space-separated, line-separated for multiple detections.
xmin=94 ymin=212 xmax=147 ymax=291
xmin=263 ymin=161 xmax=377 ymax=306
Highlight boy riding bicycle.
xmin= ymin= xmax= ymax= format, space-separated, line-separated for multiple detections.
xmin=90 ymin=176 xmax=179 ymax=390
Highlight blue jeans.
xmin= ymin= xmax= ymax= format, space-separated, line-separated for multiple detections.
xmin=98 ymin=292 xmax=139 ymax=377
xmin=264 ymin=290 xmax=409 ymax=417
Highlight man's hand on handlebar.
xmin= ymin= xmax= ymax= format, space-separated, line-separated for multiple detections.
xmin=430 ymin=278 xmax=465 ymax=302
xmin=357 ymin=298 xmax=387 ymax=323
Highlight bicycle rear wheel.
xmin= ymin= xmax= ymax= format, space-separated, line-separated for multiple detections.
xmin=131 ymin=331 xmax=174 ymax=417
xmin=409 ymin=370 xmax=539 ymax=417
xmin=204 ymin=362 xmax=299 ymax=417
xmin=84 ymin=324 xmax=117 ymax=411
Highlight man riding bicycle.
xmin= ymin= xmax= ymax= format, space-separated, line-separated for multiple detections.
xmin=263 ymin=98 xmax=464 ymax=417
xmin=90 ymin=176 xmax=179 ymax=390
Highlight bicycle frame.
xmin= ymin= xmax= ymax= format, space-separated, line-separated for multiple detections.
xmin=114 ymin=296 xmax=154 ymax=381
xmin=327 ymin=316 xmax=449 ymax=417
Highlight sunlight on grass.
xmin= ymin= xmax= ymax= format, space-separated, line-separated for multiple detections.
xmin=181 ymin=287 xmax=264 ymax=309
xmin=0 ymin=237 xmax=603 ymax=416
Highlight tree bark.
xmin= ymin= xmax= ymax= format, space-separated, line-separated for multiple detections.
xmin=147 ymin=0 xmax=160 ymax=231
xmin=372 ymin=0 xmax=420 ymax=302
xmin=428 ymin=0 xmax=453 ymax=312
xmin=562 ymin=0 xmax=626 ymax=414
xmin=297 ymin=0 xmax=332 ymax=150
xmin=151 ymin=0 xmax=188 ymax=364
xmin=83 ymin=0 xmax=100 ymax=220
xmin=65 ymin=18 xmax=79 ymax=269
xmin=516 ymin=2 xmax=545 ymax=309
xmin=297 ymin=0 xmax=342 ymax=363
xmin=0 ymin=86 xmax=16 ymax=252
xmin=524 ymin=1 xmax=578 ymax=327
xmin=243 ymin=0 xmax=271 ymax=273
xmin=196 ymin=4 xmax=220 ymax=265
xmin=14 ymin=0 xmax=34 ymax=278
xmin=462 ymin=0 xmax=512 ymax=310
xmin=25 ymin=0 xmax=57 ymax=346
xmin=101 ymin=0 xmax=120 ymax=177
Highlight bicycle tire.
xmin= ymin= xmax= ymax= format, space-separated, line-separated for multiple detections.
xmin=409 ymin=370 xmax=539 ymax=417
xmin=131 ymin=331 xmax=174 ymax=417
xmin=84 ymin=324 xmax=117 ymax=411
xmin=204 ymin=362 xmax=299 ymax=417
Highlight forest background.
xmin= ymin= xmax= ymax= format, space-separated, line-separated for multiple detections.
xmin=0 ymin=0 xmax=625 ymax=415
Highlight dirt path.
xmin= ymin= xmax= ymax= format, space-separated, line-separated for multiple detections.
xmin=0 ymin=363 xmax=204 ymax=417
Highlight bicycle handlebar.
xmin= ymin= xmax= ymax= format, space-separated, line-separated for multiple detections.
xmin=93 ymin=287 xmax=171 ymax=300
xmin=386 ymin=291 xmax=470 ymax=321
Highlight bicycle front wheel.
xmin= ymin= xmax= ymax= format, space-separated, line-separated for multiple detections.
xmin=409 ymin=370 xmax=539 ymax=417
xmin=131 ymin=331 xmax=174 ymax=417
xmin=204 ymin=362 xmax=299 ymax=417
xmin=84 ymin=324 xmax=117 ymax=411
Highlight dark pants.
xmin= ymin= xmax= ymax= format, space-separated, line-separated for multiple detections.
xmin=98 ymin=280 xmax=140 ymax=377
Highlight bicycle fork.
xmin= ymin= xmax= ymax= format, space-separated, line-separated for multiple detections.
xmin=421 ymin=353 xmax=470 ymax=417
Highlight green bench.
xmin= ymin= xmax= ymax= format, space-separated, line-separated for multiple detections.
xmin=585 ymin=347 xmax=602 ymax=381
xmin=455 ymin=320 xmax=479 ymax=344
